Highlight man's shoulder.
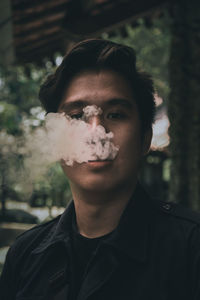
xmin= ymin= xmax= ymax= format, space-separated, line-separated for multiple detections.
xmin=17 ymin=214 xmax=61 ymax=241
xmin=144 ymin=197 xmax=200 ymax=252
xmin=152 ymin=198 xmax=200 ymax=227
xmin=9 ymin=215 xmax=61 ymax=259
xmin=140 ymin=185 xmax=200 ymax=226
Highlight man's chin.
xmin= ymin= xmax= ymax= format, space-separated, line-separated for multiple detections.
xmin=70 ymin=176 xmax=119 ymax=193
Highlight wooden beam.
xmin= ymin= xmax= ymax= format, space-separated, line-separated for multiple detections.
xmin=12 ymin=0 xmax=68 ymax=13
xmin=13 ymin=2 xmax=68 ymax=24
xmin=15 ymin=27 xmax=62 ymax=45
xmin=15 ymin=26 xmax=62 ymax=46
xmin=15 ymin=31 xmax=64 ymax=54
xmin=14 ymin=12 xmax=65 ymax=36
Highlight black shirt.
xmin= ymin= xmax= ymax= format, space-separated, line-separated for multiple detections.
xmin=69 ymin=216 xmax=114 ymax=300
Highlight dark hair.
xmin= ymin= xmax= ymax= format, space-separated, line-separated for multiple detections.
xmin=39 ymin=39 xmax=156 ymax=133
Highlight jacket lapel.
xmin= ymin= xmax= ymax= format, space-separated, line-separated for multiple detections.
xmin=77 ymin=248 xmax=119 ymax=300
xmin=48 ymin=268 xmax=70 ymax=300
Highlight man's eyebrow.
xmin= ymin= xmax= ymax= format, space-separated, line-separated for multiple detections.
xmin=59 ymin=101 xmax=89 ymax=111
xmin=106 ymin=98 xmax=133 ymax=109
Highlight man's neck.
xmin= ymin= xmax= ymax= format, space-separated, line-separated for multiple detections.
xmin=70 ymin=182 xmax=137 ymax=238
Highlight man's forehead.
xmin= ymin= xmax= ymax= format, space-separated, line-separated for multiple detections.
xmin=58 ymin=68 xmax=137 ymax=112
xmin=64 ymin=68 xmax=133 ymax=94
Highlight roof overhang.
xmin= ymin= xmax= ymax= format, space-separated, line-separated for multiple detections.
xmin=6 ymin=0 xmax=168 ymax=65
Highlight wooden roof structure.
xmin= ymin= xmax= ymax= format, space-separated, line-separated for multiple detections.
xmin=1 ymin=0 xmax=168 ymax=65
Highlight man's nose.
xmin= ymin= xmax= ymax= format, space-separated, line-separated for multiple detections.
xmin=87 ymin=115 xmax=104 ymax=130
xmin=89 ymin=115 xmax=101 ymax=130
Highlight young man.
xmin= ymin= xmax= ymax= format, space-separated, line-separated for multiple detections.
xmin=1 ymin=39 xmax=200 ymax=300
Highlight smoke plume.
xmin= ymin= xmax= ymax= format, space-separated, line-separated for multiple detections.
xmin=24 ymin=105 xmax=119 ymax=181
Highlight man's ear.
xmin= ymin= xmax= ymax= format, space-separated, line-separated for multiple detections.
xmin=142 ymin=128 xmax=152 ymax=155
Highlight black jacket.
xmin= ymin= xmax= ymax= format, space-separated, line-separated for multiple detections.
xmin=1 ymin=185 xmax=200 ymax=300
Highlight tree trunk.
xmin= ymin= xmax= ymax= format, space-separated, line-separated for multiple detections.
xmin=1 ymin=168 xmax=7 ymax=218
xmin=168 ymin=0 xmax=200 ymax=210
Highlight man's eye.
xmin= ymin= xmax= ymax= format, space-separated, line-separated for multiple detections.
xmin=107 ymin=112 xmax=126 ymax=120
xmin=70 ymin=112 xmax=83 ymax=119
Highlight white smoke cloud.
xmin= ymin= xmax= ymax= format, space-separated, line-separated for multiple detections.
xmin=24 ymin=105 xmax=119 ymax=181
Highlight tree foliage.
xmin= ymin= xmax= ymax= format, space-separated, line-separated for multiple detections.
xmin=103 ymin=13 xmax=171 ymax=102
xmin=0 ymin=63 xmax=71 ymax=221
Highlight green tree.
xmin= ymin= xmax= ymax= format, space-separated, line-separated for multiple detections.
xmin=0 ymin=63 xmax=71 ymax=220
xmin=103 ymin=14 xmax=170 ymax=102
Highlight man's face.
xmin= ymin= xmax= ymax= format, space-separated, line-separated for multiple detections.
xmin=58 ymin=69 xmax=152 ymax=192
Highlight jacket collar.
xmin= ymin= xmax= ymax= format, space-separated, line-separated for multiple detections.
xmin=33 ymin=183 xmax=152 ymax=263
xmin=32 ymin=201 xmax=75 ymax=254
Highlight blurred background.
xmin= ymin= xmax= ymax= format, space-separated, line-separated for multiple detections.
xmin=0 ymin=0 xmax=200 ymax=272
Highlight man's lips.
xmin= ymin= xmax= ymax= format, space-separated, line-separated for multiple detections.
xmin=88 ymin=159 xmax=112 ymax=162
xmin=87 ymin=160 xmax=113 ymax=168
